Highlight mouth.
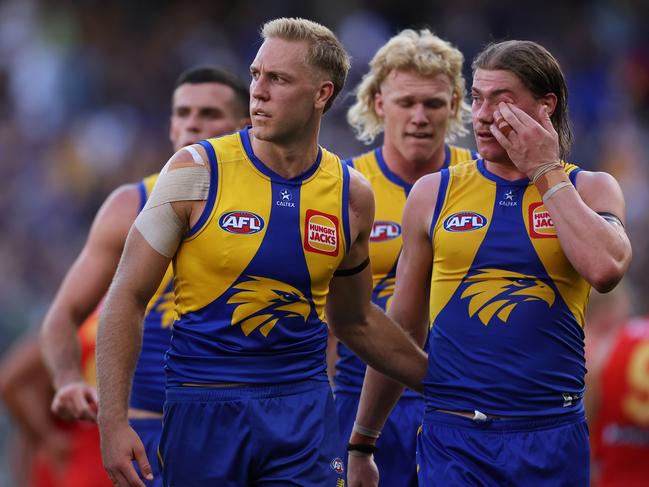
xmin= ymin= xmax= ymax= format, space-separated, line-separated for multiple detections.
xmin=252 ymin=108 xmax=270 ymax=119
xmin=405 ymin=132 xmax=433 ymax=140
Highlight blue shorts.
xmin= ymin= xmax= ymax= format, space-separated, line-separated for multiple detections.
xmin=159 ymin=380 xmax=345 ymax=486
xmin=417 ymin=410 xmax=590 ymax=486
xmin=129 ymin=417 xmax=163 ymax=487
xmin=335 ymin=391 xmax=422 ymax=487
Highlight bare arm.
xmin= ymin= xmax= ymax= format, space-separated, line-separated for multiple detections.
xmin=96 ymin=147 xmax=205 ymax=487
xmin=345 ymin=174 xmax=438 ymax=487
xmin=326 ymin=170 xmax=427 ymax=391
xmin=493 ymin=103 xmax=631 ymax=292
xmin=547 ymin=170 xmax=631 ymax=292
xmin=40 ymin=184 xmax=140 ymax=420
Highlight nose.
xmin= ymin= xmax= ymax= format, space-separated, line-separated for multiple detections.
xmin=474 ymin=99 xmax=494 ymax=125
xmin=185 ymin=112 xmax=201 ymax=133
xmin=251 ymin=75 xmax=269 ymax=101
xmin=411 ymin=104 xmax=428 ymax=126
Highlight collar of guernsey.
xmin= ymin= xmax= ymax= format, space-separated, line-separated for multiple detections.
xmin=165 ymin=127 xmax=352 ymax=386
xmin=333 ymin=144 xmax=476 ymax=396
xmin=422 ymin=158 xmax=590 ymax=416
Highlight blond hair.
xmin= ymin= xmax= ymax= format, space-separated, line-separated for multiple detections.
xmin=348 ymin=29 xmax=470 ymax=144
xmin=262 ymin=17 xmax=350 ymax=113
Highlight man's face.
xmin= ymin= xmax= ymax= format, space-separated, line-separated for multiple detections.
xmin=471 ymin=68 xmax=546 ymax=163
xmin=375 ymin=70 xmax=457 ymax=165
xmin=169 ymin=82 xmax=246 ymax=151
xmin=249 ymin=38 xmax=327 ymax=143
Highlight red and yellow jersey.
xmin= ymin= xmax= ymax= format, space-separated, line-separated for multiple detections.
xmin=167 ymin=128 xmax=351 ymax=386
xmin=334 ymin=145 xmax=476 ymax=395
xmin=592 ymin=318 xmax=649 ymax=487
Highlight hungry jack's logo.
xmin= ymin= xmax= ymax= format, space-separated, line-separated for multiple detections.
xmin=529 ymin=203 xmax=557 ymax=238
xmin=304 ymin=209 xmax=339 ymax=256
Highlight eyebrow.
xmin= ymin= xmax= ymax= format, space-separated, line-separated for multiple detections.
xmin=472 ymin=87 xmax=515 ymax=98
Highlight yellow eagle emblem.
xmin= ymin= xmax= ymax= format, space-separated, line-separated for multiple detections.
xmin=461 ymin=268 xmax=555 ymax=326
xmin=228 ymin=276 xmax=311 ymax=336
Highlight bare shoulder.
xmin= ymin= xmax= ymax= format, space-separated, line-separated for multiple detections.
xmin=164 ymin=144 xmax=211 ymax=172
xmin=574 ymin=170 xmax=625 ymax=218
xmin=408 ymin=172 xmax=442 ymax=207
xmin=348 ymin=167 xmax=374 ymax=220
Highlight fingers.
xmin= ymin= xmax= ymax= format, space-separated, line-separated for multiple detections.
xmin=51 ymin=384 xmax=98 ymax=421
xmin=133 ymin=440 xmax=154 ymax=482
xmin=493 ymin=109 xmax=513 ymax=136
xmin=106 ymin=466 xmax=146 ymax=487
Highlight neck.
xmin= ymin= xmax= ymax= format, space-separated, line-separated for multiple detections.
xmin=250 ymin=123 xmax=321 ymax=180
xmin=381 ymin=142 xmax=447 ymax=184
xmin=483 ymin=159 xmax=527 ymax=181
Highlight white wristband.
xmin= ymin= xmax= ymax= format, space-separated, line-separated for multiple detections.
xmin=542 ymin=181 xmax=572 ymax=203
xmin=353 ymin=421 xmax=381 ymax=439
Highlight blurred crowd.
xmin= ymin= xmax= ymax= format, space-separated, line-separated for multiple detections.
xmin=0 ymin=0 xmax=648 ymax=484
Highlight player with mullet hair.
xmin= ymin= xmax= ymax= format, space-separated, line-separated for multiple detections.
xmin=40 ymin=65 xmax=250 ymax=487
xmin=96 ymin=17 xmax=428 ymax=487
xmin=348 ymin=40 xmax=631 ymax=486
xmin=332 ymin=29 xmax=475 ymax=486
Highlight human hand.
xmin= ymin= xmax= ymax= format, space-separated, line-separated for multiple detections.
xmin=490 ymin=102 xmax=560 ymax=179
xmin=347 ymin=453 xmax=379 ymax=487
xmin=51 ymin=381 xmax=99 ymax=422
xmin=99 ymin=421 xmax=153 ymax=487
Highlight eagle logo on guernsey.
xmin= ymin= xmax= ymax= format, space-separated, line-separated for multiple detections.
xmin=227 ymin=276 xmax=311 ymax=337
xmin=461 ymin=268 xmax=555 ymax=325
xmin=219 ymin=211 xmax=265 ymax=234
xmin=304 ymin=209 xmax=339 ymax=256
xmin=528 ymin=202 xmax=557 ymax=238
xmin=444 ymin=212 xmax=487 ymax=232
xmin=151 ymin=291 xmax=176 ymax=329
xmin=370 ymin=221 xmax=401 ymax=242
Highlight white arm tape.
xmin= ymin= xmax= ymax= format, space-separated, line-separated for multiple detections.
xmin=184 ymin=145 xmax=205 ymax=165
xmin=134 ymin=203 xmax=184 ymax=258
xmin=134 ymin=165 xmax=211 ymax=258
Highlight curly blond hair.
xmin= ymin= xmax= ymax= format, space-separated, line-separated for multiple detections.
xmin=348 ymin=29 xmax=470 ymax=144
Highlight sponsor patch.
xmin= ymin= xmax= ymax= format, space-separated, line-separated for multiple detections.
xmin=304 ymin=209 xmax=339 ymax=256
xmin=330 ymin=457 xmax=344 ymax=475
xmin=370 ymin=221 xmax=401 ymax=242
xmin=529 ymin=203 xmax=557 ymax=238
xmin=443 ymin=212 xmax=487 ymax=232
xmin=219 ymin=211 xmax=265 ymax=234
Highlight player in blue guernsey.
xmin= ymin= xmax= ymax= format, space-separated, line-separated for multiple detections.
xmin=331 ymin=29 xmax=475 ymax=487
xmin=348 ymin=40 xmax=632 ymax=486
xmin=40 ymin=66 xmax=250 ymax=487
xmin=96 ymin=18 xmax=428 ymax=487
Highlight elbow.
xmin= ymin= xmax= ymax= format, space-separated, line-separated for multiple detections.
xmin=588 ymin=255 xmax=631 ymax=294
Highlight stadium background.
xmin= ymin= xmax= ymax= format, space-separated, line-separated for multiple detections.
xmin=0 ymin=0 xmax=647 ymax=484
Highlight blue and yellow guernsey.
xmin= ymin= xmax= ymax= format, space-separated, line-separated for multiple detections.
xmin=166 ymin=128 xmax=351 ymax=386
xmin=426 ymin=159 xmax=590 ymax=416
xmin=334 ymin=146 xmax=476 ymax=396
xmin=130 ymin=174 xmax=175 ymax=412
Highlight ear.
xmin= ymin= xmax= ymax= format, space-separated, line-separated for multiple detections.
xmin=450 ymin=92 xmax=459 ymax=116
xmin=374 ymin=92 xmax=385 ymax=118
xmin=314 ymin=80 xmax=335 ymax=111
xmin=541 ymin=93 xmax=558 ymax=117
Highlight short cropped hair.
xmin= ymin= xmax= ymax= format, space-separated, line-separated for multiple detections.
xmin=347 ymin=29 xmax=470 ymax=145
xmin=175 ymin=65 xmax=250 ymax=119
xmin=472 ymin=40 xmax=573 ymax=159
xmin=261 ymin=17 xmax=351 ymax=113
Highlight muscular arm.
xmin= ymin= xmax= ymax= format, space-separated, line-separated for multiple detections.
xmin=493 ymin=103 xmax=631 ymax=292
xmin=325 ymin=170 xmax=427 ymax=392
xmin=351 ymin=174 xmax=437 ymax=439
xmin=547 ymin=171 xmax=631 ymax=293
xmin=40 ymin=184 xmax=140 ymax=419
xmin=96 ymin=147 xmax=204 ymax=487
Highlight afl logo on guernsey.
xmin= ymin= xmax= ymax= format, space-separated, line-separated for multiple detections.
xmin=304 ymin=209 xmax=339 ymax=256
xmin=370 ymin=221 xmax=401 ymax=242
xmin=219 ymin=211 xmax=265 ymax=234
xmin=444 ymin=212 xmax=487 ymax=232
xmin=529 ymin=202 xmax=557 ymax=238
